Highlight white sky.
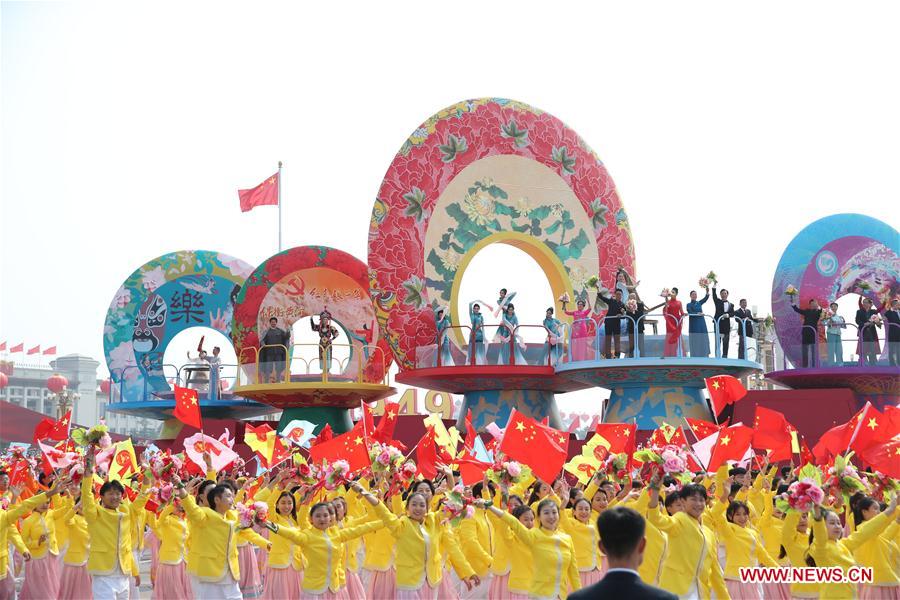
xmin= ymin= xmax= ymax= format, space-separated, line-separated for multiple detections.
xmin=2 ymin=2 xmax=898 ymax=415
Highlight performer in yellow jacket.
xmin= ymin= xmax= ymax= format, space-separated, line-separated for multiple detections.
xmin=147 ymin=500 xmax=193 ymax=600
xmin=353 ymin=482 xmax=480 ymax=598
xmin=19 ymin=486 xmax=65 ymax=599
xmin=480 ymin=497 xmax=581 ymax=599
xmin=850 ymin=495 xmax=900 ymax=597
xmin=81 ymin=451 xmax=147 ymax=600
xmin=0 ymin=478 xmax=66 ymax=600
xmin=781 ymin=508 xmax=818 ymax=598
xmin=58 ymin=499 xmax=92 ymax=600
xmin=808 ymin=494 xmax=898 ymax=600
xmin=646 ymin=476 xmax=730 ymax=599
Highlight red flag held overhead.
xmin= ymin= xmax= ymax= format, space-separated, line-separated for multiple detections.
xmin=705 ymin=375 xmax=747 ymax=416
xmin=173 ymin=386 xmax=202 ymax=429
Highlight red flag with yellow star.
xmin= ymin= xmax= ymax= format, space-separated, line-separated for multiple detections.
xmin=374 ymin=401 xmax=400 ymax=444
xmin=858 ymin=437 xmax=900 ymax=478
xmin=685 ymin=417 xmax=720 ymax=441
xmin=500 ymin=410 xmax=568 ymax=483
xmin=173 ymin=386 xmax=202 ymax=429
xmin=849 ymin=402 xmax=896 ymax=454
xmin=647 ymin=423 xmax=688 ymax=448
xmin=238 ymin=172 xmax=279 ymax=213
xmin=705 ymin=375 xmax=747 ymax=416
xmin=593 ymin=423 xmax=636 ymax=455
xmin=708 ymin=424 xmax=754 ymax=471
xmin=308 ymin=421 xmax=371 ymax=473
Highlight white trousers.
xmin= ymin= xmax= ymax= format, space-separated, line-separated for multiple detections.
xmin=92 ymin=574 xmax=130 ymax=600
xmin=195 ymin=572 xmax=242 ymax=599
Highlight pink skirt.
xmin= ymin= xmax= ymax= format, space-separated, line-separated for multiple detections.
xmin=300 ymin=591 xmax=340 ymax=600
xmin=238 ymin=544 xmax=263 ymax=598
xmin=345 ymin=570 xmax=365 ymax=600
xmin=438 ymin=571 xmax=458 ymax=600
xmin=396 ymin=582 xmax=439 ymax=600
xmin=488 ymin=572 xmax=510 ymax=599
xmin=19 ymin=554 xmax=61 ymax=600
xmin=152 ymin=562 xmax=192 ymax=600
xmin=0 ymin=574 xmax=12 ymax=600
xmin=262 ymin=565 xmax=302 ymax=599
xmin=860 ymin=585 xmax=900 ymax=600
xmin=367 ymin=568 xmax=396 ymax=599
xmin=765 ymin=581 xmax=791 ymax=600
xmin=58 ymin=563 xmax=92 ymax=600
xmin=579 ymin=568 xmax=603 ymax=587
xmin=509 ymin=593 xmax=529 ymax=600
xmin=727 ymin=578 xmax=765 ymax=599
xmin=145 ymin=530 xmax=160 ymax=584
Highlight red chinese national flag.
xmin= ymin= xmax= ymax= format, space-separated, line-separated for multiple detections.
xmin=708 ymin=424 xmax=754 ymax=471
xmin=858 ymin=437 xmax=900 ymax=479
xmin=647 ymin=423 xmax=688 ymax=448
xmin=594 ymin=423 xmax=636 ymax=455
xmin=685 ymin=418 xmax=720 ymax=441
xmin=33 ymin=415 xmax=68 ymax=443
xmin=416 ymin=427 xmax=439 ymax=479
xmin=499 ymin=410 xmax=568 ymax=483
xmin=42 ymin=346 xmax=56 ymax=355
xmin=374 ymin=401 xmax=400 ymax=444
xmin=849 ymin=403 xmax=896 ymax=454
xmin=10 ymin=343 xmax=23 ymax=353
xmin=309 ymin=423 xmax=333 ymax=448
xmin=705 ymin=375 xmax=747 ymax=416
xmin=308 ymin=422 xmax=370 ymax=473
xmin=50 ymin=410 xmax=72 ymax=440
xmin=238 ymin=172 xmax=279 ymax=213
xmin=173 ymin=386 xmax=202 ymax=429
xmin=26 ymin=345 xmax=40 ymax=355
xmin=752 ymin=406 xmax=793 ymax=461
xmin=0 ymin=341 xmax=5 ymax=351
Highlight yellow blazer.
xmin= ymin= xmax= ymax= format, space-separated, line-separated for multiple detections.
xmin=780 ymin=510 xmax=818 ymax=597
xmin=559 ymin=508 xmax=602 ymax=572
xmin=810 ymin=509 xmax=896 ymax=598
xmin=852 ymin=519 xmax=900 ymax=585
xmin=182 ymin=494 xmax=240 ymax=582
xmin=647 ymin=506 xmax=730 ymax=598
xmin=709 ymin=500 xmax=779 ymax=579
xmin=148 ymin=505 xmax=188 ymax=565
xmin=622 ymin=490 xmax=668 ymax=585
xmin=0 ymin=492 xmax=49 ymax=579
xmin=50 ymin=494 xmax=73 ymax=552
xmin=485 ymin=509 xmax=514 ymax=576
xmin=372 ymin=499 xmax=474 ymax=590
xmin=63 ymin=509 xmax=89 ymax=566
xmin=360 ymin=504 xmax=395 ymax=571
xmin=498 ymin=511 xmax=580 ymax=599
xmin=21 ymin=509 xmax=59 ymax=558
xmin=275 ymin=521 xmax=380 ymax=593
xmin=457 ymin=516 xmax=493 ymax=578
xmin=80 ymin=475 xmax=144 ymax=576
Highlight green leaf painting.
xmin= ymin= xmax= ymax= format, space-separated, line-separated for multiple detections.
xmin=403 ymin=187 xmax=427 ymax=222
xmin=438 ymin=134 xmax=468 ymax=163
xmin=500 ymin=118 xmax=529 ymax=148
xmin=401 ymin=275 xmax=427 ymax=309
xmin=551 ymin=145 xmax=576 ymax=175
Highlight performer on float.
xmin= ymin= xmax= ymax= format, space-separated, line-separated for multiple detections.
xmin=467 ymin=300 xmax=493 ymax=365
xmin=542 ymin=307 xmax=564 ymax=366
xmin=346 ymin=322 xmax=374 ymax=361
xmin=789 ymin=297 xmax=824 ymax=368
xmin=311 ymin=309 xmax=340 ymax=374
xmin=434 ymin=306 xmax=454 ymax=367
xmin=808 ymin=494 xmax=898 ymax=600
xmin=0 ymin=478 xmax=67 ymax=600
xmin=662 ymin=288 xmax=684 ymax=357
xmin=562 ymin=294 xmax=594 ymax=361
xmin=81 ymin=451 xmax=146 ymax=600
xmin=855 ymin=297 xmax=882 ymax=365
xmin=686 ymin=286 xmax=711 ymax=358
xmin=260 ymin=317 xmax=291 ymax=383
xmin=263 ymin=498 xmax=382 ymax=599
xmin=596 ymin=288 xmax=626 ymax=359
xmin=492 ymin=288 xmax=517 ymax=318
xmin=479 ymin=496 xmax=581 ymax=598
xmin=615 ymin=267 xmax=638 ymax=301
xmin=496 ymin=303 xmax=525 ymax=365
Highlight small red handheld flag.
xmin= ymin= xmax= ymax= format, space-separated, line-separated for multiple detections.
xmin=499 ymin=410 xmax=568 ymax=483
xmin=705 ymin=375 xmax=747 ymax=416
xmin=708 ymin=424 xmax=755 ymax=471
xmin=173 ymin=386 xmax=202 ymax=429
xmin=238 ymin=172 xmax=279 ymax=213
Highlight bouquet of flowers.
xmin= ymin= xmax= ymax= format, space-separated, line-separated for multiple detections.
xmin=785 ymin=284 xmax=799 ymax=297
xmin=440 ymin=484 xmax=475 ymax=526
xmin=149 ymin=482 xmax=175 ymax=504
xmin=869 ymin=472 xmax=900 ymax=502
xmin=235 ymin=501 xmax=269 ymax=528
xmin=293 ymin=461 xmax=318 ymax=485
xmin=586 ymin=276 xmax=599 ymax=289
xmin=660 ymin=445 xmax=688 ymax=475
xmin=634 ymin=448 xmax=663 ymax=481
xmin=706 ymin=271 xmax=718 ymax=285
xmin=486 ymin=458 xmax=523 ymax=488
xmin=558 ymin=292 xmax=571 ymax=304
xmin=370 ymin=442 xmax=404 ymax=477
xmin=823 ymin=307 xmax=835 ymax=319
xmin=698 ymin=277 xmax=711 ymax=289
xmin=71 ymin=423 xmax=112 ymax=448
xmin=785 ymin=478 xmax=825 ymax=512
xmin=67 ymin=461 xmax=84 ymax=484
xmin=824 ymin=453 xmax=867 ymax=497
xmin=659 ymin=288 xmax=671 ymax=299
xmin=603 ymin=452 xmax=630 ymax=484
xmin=626 ymin=298 xmax=638 ymax=313
xmin=149 ymin=452 xmax=184 ymax=483
xmin=869 ymin=313 xmax=883 ymax=326
xmin=324 ymin=459 xmax=351 ymax=490
xmin=392 ymin=460 xmax=418 ymax=490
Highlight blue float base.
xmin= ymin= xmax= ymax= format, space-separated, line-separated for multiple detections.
xmin=458 ymin=389 xmax=562 ymax=431
xmin=603 ymin=384 xmax=713 ymax=429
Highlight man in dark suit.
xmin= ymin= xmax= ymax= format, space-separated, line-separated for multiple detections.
xmin=855 ymin=297 xmax=881 ymax=365
xmin=597 ymin=289 xmax=626 ymax=359
xmin=734 ymin=299 xmax=761 ymax=360
xmin=886 ymin=297 xmax=900 ymax=366
xmin=712 ymin=287 xmax=735 ymax=357
xmin=569 ymin=506 xmax=677 ymax=600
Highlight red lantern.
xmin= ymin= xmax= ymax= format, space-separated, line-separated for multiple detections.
xmin=47 ymin=373 xmax=68 ymax=393
xmin=99 ymin=378 xmax=111 ymax=395
xmin=0 ymin=372 xmax=8 ymax=389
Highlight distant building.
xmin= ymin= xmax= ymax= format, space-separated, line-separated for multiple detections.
xmin=0 ymin=354 xmax=159 ymax=438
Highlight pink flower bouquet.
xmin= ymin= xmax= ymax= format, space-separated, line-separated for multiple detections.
xmin=786 ymin=479 xmax=825 ymax=512
xmin=486 ymin=459 xmax=523 ymax=488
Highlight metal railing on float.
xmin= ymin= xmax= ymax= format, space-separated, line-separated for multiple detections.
xmin=109 ymin=363 xmax=254 ymax=404
xmin=783 ymin=321 xmax=897 ymax=369
xmin=235 ymin=343 xmax=389 ymax=387
xmin=421 ymin=322 xmax=567 ymax=368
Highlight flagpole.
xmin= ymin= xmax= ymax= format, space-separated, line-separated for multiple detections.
xmin=277 ymin=161 xmax=283 ymax=252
